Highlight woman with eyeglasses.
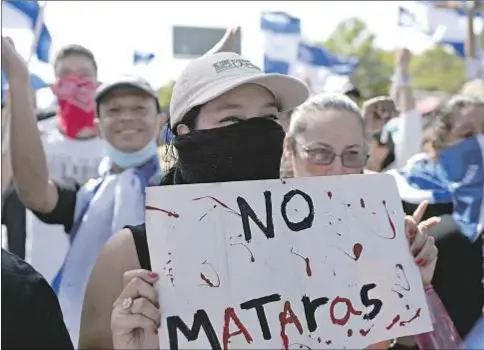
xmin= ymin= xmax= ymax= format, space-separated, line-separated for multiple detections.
xmin=285 ymin=93 xmax=452 ymax=349
xmin=86 ymin=66 xmax=438 ymax=348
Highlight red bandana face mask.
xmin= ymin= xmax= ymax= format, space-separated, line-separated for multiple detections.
xmin=52 ymin=74 xmax=97 ymax=139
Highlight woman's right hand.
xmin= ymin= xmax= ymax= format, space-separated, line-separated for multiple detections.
xmin=112 ymin=269 xmax=161 ymax=349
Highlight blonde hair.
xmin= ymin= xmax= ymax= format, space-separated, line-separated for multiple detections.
xmin=459 ymin=79 xmax=484 ymax=99
xmin=288 ymin=93 xmax=366 ymax=140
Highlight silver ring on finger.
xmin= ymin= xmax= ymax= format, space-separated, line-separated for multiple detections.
xmin=122 ymin=297 xmax=134 ymax=312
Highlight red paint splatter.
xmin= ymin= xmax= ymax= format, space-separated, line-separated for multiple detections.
xmin=382 ymin=200 xmax=396 ymax=239
xmin=145 ymin=205 xmax=180 ymax=218
xmin=223 ymin=307 xmax=253 ymax=350
xmin=360 ymin=198 xmax=366 ymax=208
xmin=279 ymin=301 xmax=303 ymax=350
xmin=193 ymin=196 xmax=240 ymax=216
xmin=360 ymin=325 xmax=374 ymax=336
xmin=347 ymin=329 xmax=353 ymax=337
xmin=230 ymin=243 xmax=255 ymax=262
xmin=386 ymin=314 xmax=401 ymax=330
xmin=200 ymin=273 xmax=215 ymax=287
xmin=325 ymin=340 xmax=332 ymax=345
xmin=342 ymin=243 xmax=363 ymax=261
xmin=353 ymin=243 xmax=363 ymax=261
xmin=327 ymin=191 xmax=333 ymax=199
xmin=329 ymin=297 xmax=362 ymax=326
xmin=400 ymin=308 xmax=421 ymax=326
xmin=290 ymin=248 xmax=312 ymax=277
xmin=199 ymin=261 xmax=220 ymax=288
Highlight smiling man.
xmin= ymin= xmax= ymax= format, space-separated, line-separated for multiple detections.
xmin=5 ymin=34 xmax=163 ymax=345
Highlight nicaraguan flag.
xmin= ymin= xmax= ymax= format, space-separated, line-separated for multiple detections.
xmin=261 ymin=11 xmax=358 ymax=94
xmin=1 ymin=70 xmax=49 ymax=104
xmin=296 ymin=42 xmax=359 ymax=93
xmin=133 ymin=51 xmax=155 ymax=65
xmin=388 ymin=135 xmax=484 ymax=242
xmin=422 ymin=0 xmax=484 ymax=18
xmin=1 ymin=0 xmax=52 ymax=63
xmin=261 ymin=11 xmax=301 ymax=75
xmin=398 ymin=1 xmax=480 ymax=43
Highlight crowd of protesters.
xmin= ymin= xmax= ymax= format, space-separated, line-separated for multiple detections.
xmin=1 ymin=20 xmax=483 ymax=350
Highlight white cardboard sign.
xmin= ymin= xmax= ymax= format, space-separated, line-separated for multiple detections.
xmin=146 ymin=174 xmax=432 ymax=349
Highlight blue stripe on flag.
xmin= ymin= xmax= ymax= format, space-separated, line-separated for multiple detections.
xmin=442 ymin=41 xmax=465 ymax=57
xmin=2 ymin=70 xmax=49 ymax=103
xmin=394 ymin=135 xmax=484 ymax=241
xmin=3 ymin=0 xmax=52 ymax=62
xmin=260 ymin=11 xmax=300 ymax=34
xmin=263 ymin=58 xmax=291 ymax=75
xmin=133 ymin=51 xmax=155 ymax=65
xmin=298 ymin=42 xmax=358 ymax=76
xmin=261 ymin=11 xmax=301 ymax=75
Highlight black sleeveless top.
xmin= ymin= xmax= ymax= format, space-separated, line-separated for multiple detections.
xmin=126 ymin=224 xmax=152 ymax=271
xmin=125 ymin=169 xmax=179 ymax=271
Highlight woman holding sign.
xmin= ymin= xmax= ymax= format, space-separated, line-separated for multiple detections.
xmin=80 ymin=57 xmax=438 ymax=349
xmin=284 ymin=93 xmax=460 ymax=349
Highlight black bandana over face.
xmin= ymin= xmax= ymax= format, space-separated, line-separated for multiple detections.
xmin=173 ymin=118 xmax=285 ymax=184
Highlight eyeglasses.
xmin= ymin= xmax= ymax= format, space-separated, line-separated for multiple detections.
xmin=295 ymin=142 xmax=368 ymax=168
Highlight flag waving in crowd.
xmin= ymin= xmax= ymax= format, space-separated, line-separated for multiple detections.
xmin=1 ymin=2 xmax=483 ymax=350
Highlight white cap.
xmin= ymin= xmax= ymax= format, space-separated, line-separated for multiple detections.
xmin=169 ymin=52 xmax=309 ymax=128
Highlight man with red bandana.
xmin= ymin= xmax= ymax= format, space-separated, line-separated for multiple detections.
xmin=26 ymin=45 xmax=104 ymax=284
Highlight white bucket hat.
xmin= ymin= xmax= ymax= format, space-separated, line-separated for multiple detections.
xmin=169 ymin=52 xmax=309 ymax=129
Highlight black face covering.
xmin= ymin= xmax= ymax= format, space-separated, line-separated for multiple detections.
xmin=173 ymin=118 xmax=285 ymax=184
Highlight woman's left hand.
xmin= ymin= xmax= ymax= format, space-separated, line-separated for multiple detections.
xmin=404 ymin=201 xmax=440 ymax=286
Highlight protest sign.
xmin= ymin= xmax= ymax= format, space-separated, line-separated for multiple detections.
xmin=146 ymin=174 xmax=433 ymax=349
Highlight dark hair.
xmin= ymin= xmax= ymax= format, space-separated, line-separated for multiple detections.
xmin=161 ymin=105 xmax=204 ymax=173
xmin=432 ymin=95 xmax=484 ymax=149
xmin=171 ymin=105 xmax=203 ymax=135
xmin=345 ymin=88 xmax=361 ymax=101
xmin=54 ymin=44 xmax=98 ymax=73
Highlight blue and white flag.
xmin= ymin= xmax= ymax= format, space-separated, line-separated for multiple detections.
xmin=261 ymin=11 xmax=301 ymax=75
xmin=1 ymin=0 xmax=52 ymax=63
xmin=133 ymin=51 xmax=155 ymax=65
xmin=423 ymin=0 xmax=484 ymax=18
xmin=296 ymin=42 xmax=359 ymax=93
xmin=397 ymin=1 xmax=481 ymax=44
xmin=1 ymin=70 xmax=49 ymax=104
xmin=389 ymin=135 xmax=484 ymax=242
xmin=261 ymin=11 xmax=358 ymax=93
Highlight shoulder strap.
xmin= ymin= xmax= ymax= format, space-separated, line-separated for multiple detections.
xmin=128 ymin=224 xmax=151 ymax=271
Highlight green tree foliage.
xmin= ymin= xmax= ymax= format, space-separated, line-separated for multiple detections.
xmin=320 ymin=18 xmax=394 ymax=98
xmin=410 ymin=46 xmax=465 ymax=93
xmin=319 ymin=18 xmax=466 ymax=98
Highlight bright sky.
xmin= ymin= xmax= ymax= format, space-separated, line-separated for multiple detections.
xmin=4 ymin=1 xmax=435 ymax=88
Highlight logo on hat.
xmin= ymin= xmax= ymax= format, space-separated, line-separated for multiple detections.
xmin=212 ymin=59 xmax=261 ymax=74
